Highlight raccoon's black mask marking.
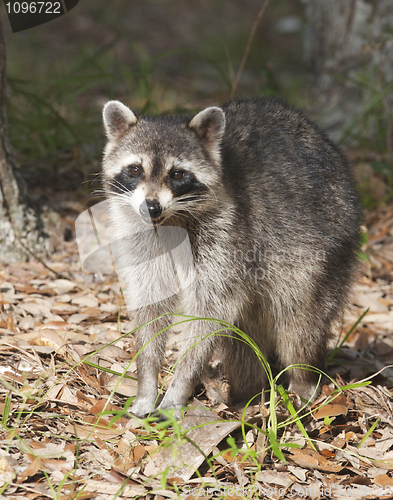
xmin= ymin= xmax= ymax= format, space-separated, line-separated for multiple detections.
xmin=167 ymin=169 xmax=208 ymax=200
xmin=111 ymin=166 xmax=143 ymax=194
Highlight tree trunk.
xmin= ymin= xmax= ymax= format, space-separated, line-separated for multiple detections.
xmin=302 ymin=0 xmax=393 ymax=148
xmin=0 ymin=19 xmax=52 ymax=263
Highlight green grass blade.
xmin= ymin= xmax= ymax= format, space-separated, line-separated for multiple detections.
xmin=357 ymin=418 xmax=379 ymax=449
xmin=276 ymin=385 xmax=316 ymax=451
xmin=328 ymin=308 xmax=369 ymax=362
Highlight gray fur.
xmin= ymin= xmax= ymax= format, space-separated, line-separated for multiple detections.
xmin=102 ymin=97 xmax=361 ymax=417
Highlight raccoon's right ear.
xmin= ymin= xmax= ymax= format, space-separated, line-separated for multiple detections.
xmin=103 ymin=101 xmax=137 ymax=140
xmin=189 ymin=107 xmax=225 ymax=162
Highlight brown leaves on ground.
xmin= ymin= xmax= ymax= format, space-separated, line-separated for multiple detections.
xmin=0 ymin=203 xmax=393 ymax=499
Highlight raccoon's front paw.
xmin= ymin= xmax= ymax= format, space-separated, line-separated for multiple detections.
xmin=130 ymin=397 xmax=156 ymax=418
xmin=156 ymin=380 xmax=191 ymax=419
xmin=156 ymin=399 xmax=185 ymax=420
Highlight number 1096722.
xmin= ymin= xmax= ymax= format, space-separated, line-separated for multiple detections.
xmin=5 ymin=2 xmax=61 ymax=14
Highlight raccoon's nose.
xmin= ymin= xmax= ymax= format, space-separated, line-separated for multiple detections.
xmin=139 ymin=199 xmax=162 ymax=219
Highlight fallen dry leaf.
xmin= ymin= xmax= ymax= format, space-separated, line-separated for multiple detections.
xmin=0 ymin=456 xmax=16 ymax=484
xmin=313 ymin=403 xmax=348 ymax=420
xmin=16 ymin=456 xmax=41 ymax=484
xmin=143 ymin=402 xmax=240 ymax=481
xmin=375 ymin=474 xmax=393 ymax=487
xmin=39 ymin=320 xmax=71 ymax=330
xmin=289 ymin=448 xmax=343 ymax=472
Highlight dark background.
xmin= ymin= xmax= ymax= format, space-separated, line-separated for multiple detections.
xmin=1 ymin=1 xmax=305 ymax=199
xmin=1 ymin=0 xmax=390 ymax=212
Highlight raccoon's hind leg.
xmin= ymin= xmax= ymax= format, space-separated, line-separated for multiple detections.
xmin=276 ymin=319 xmax=328 ymax=404
xmin=221 ymin=330 xmax=268 ymax=406
xmin=276 ymin=237 xmax=358 ymax=404
xmin=284 ymin=337 xmax=326 ymax=405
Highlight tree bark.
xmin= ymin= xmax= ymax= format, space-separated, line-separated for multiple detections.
xmin=0 ymin=19 xmax=52 ymax=263
xmin=302 ymin=0 xmax=393 ymax=147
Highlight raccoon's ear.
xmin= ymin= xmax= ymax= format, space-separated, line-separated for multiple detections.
xmin=189 ymin=107 xmax=225 ymax=161
xmin=103 ymin=100 xmax=137 ymax=140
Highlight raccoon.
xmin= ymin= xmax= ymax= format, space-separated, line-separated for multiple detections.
xmin=101 ymin=97 xmax=361 ymax=418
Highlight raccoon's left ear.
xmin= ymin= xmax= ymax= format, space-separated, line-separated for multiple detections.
xmin=189 ymin=107 xmax=225 ymax=162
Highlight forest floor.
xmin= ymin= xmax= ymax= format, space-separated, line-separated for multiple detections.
xmin=0 ymin=184 xmax=393 ymax=500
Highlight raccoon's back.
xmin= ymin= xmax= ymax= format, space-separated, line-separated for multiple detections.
xmin=220 ymin=98 xmax=361 ymax=249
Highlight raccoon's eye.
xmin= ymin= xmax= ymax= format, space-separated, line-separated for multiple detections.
xmin=129 ymin=164 xmax=141 ymax=177
xmin=172 ymin=170 xmax=184 ymax=180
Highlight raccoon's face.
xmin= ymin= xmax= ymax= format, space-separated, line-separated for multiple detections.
xmin=102 ymin=101 xmax=225 ymax=226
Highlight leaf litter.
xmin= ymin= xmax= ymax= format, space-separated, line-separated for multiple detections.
xmin=0 ymin=202 xmax=393 ymax=499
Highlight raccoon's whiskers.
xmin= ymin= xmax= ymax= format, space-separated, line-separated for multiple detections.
xmin=175 ymin=193 xmax=215 ymax=204
xmin=205 ymin=184 xmax=219 ymax=203
xmin=89 ymin=171 xmax=103 ymax=183
xmin=104 ymin=181 xmax=136 ymax=207
xmin=172 ymin=204 xmax=201 ymax=223
xmin=107 ymin=178 xmax=131 ymax=195
xmin=111 ymin=194 xmax=133 ymax=208
xmin=91 ymin=188 xmax=107 ymax=199
xmin=105 ymin=188 xmax=134 ymax=209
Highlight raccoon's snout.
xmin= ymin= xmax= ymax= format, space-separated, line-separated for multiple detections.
xmin=139 ymin=199 xmax=163 ymax=220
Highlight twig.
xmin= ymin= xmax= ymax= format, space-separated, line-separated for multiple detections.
xmin=230 ymin=0 xmax=270 ymax=99
xmin=15 ymin=235 xmax=65 ymax=279
xmin=222 ymin=43 xmax=235 ymax=88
